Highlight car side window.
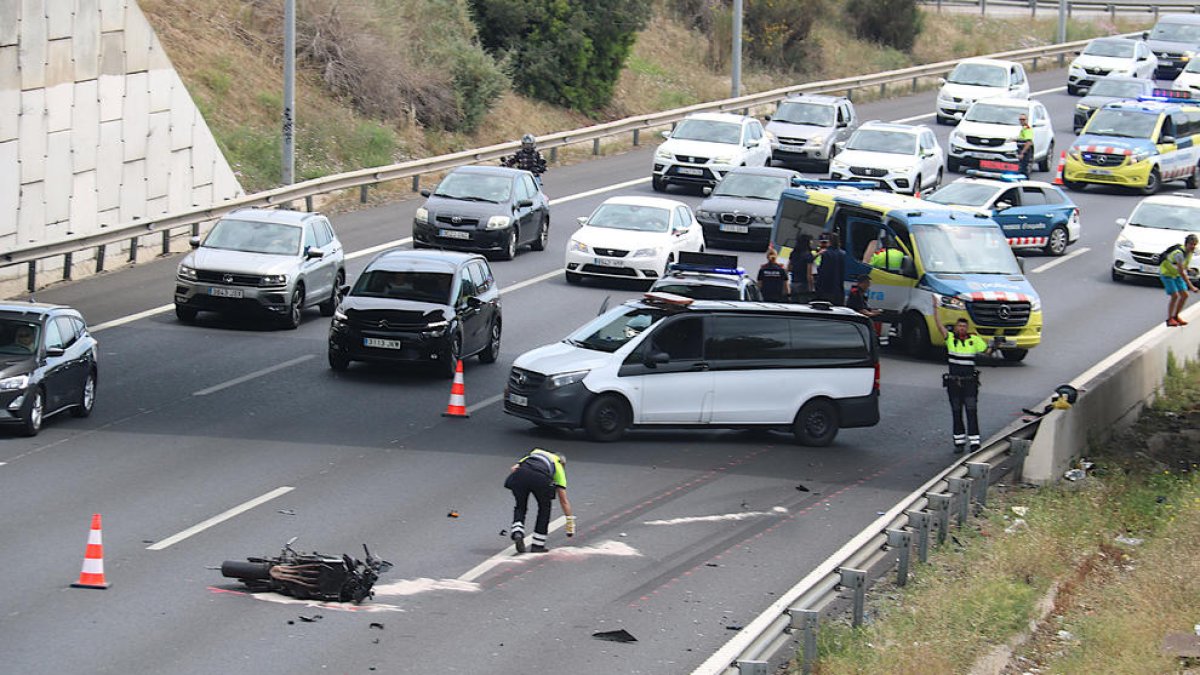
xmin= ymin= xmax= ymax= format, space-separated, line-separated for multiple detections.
xmin=523 ymin=175 xmax=538 ymax=199
xmin=707 ymin=316 xmax=792 ymax=361
xmin=466 ymin=262 xmax=487 ymax=292
xmin=303 ymin=222 xmax=318 ymax=252
xmin=54 ymin=317 xmax=78 ymax=347
xmin=1019 ymin=187 xmax=1048 ymax=206
xmin=44 ymin=319 xmax=64 ymax=351
xmin=674 ymin=206 xmax=692 ymax=229
xmin=312 ymin=219 xmax=332 ymax=248
xmin=72 ymin=317 xmax=88 ymax=336
xmin=837 ymin=105 xmax=848 ymax=125
xmin=649 ymin=316 xmax=703 ymax=361
xmin=1043 ymin=188 xmax=1066 ymax=205
xmin=998 ymin=188 xmax=1021 ymax=207
xmin=457 ymin=273 xmax=477 ymax=307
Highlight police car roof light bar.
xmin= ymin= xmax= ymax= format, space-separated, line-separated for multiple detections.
xmin=675 ymin=251 xmax=742 ymax=275
xmin=1147 ymin=88 xmax=1192 ymax=101
xmin=791 ymin=178 xmax=881 ymax=190
xmin=964 ymin=169 xmax=1026 ymax=182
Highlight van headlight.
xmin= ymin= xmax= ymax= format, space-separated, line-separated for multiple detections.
xmin=548 ymin=370 xmax=590 ymax=389
xmin=568 ymin=239 xmax=590 ymax=253
xmin=178 ymin=265 xmax=198 ymax=281
xmin=415 ymin=207 xmax=429 ymax=225
xmin=1029 ymin=296 xmax=1041 ymax=312
xmin=422 ymin=320 xmax=449 ymax=337
xmin=1130 ymin=148 xmax=1152 ymax=162
xmin=486 ymin=216 xmax=511 ymax=230
xmin=937 ymin=293 xmax=967 ymax=311
xmin=0 ymin=374 xmax=29 ymax=391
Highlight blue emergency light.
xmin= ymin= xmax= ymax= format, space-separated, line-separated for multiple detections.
xmin=964 ymin=169 xmax=1027 ymax=182
xmin=791 ymin=178 xmax=880 ymax=190
xmin=671 ymin=250 xmax=744 ymax=276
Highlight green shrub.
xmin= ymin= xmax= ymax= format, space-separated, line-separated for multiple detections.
xmin=845 ymin=0 xmax=924 ymax=52
xmin=743 ymin=0 xmax=825 ymax=68
xmin=449 ymin=44 xmax=510 ymax=132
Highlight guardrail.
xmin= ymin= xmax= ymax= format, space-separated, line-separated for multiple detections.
xmin=2 ymin=34 xmax=1133 ymax=292
xmin=921 ymin=0 xmax=1200 ymax=17
xmin=691 ymin=420 xmax=1039 ymax=674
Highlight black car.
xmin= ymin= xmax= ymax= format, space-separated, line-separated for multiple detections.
xmin=328 ymin=250 xmax=501 ymax=377
xmin=412 ymin=166 xmax=550 ymax=261
xmin=649 ymin=252 xmax=762 ymax=301
xmin=695 ymin=167 xmax=799 ymax=250
xmin=1073 ymin=77 xmax=1155 ymax=133
xmin=0 ymin=302 xmax=97 ymax=436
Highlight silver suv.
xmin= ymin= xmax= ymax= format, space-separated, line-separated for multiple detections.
xmin=765 ymin=94 xmax=857 ymax=172
xmin=174 ymin=208 xmax=346 ymax=329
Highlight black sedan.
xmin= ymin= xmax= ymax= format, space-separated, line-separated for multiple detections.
xmin=694 ymin=166 xmax=800 ymax=250
xmin=0 ymin=302 xmax=97 ymax=436
xmin=412 ymin=166 xmax=550 ymax=261
xmin=328 ymin=250 xmax=502 ymax=378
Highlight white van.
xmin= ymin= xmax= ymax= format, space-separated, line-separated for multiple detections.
xmin=503 ymin=293 xmax=881 ymax=445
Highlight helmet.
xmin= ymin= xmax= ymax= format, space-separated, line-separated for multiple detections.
xmin=521 ymin=134 xmax=535 ymax=149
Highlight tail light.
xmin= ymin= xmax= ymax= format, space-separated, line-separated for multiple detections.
xmin=874 ymin=360 xmax=881 ymax=393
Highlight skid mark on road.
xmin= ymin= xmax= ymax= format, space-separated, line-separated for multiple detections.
xmin=645 ymin=506 xmax=788 ymax=526
xmin=208 ymin=586 xmax=405 ymax=612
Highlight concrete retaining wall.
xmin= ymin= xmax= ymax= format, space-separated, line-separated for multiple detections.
xmin=1024 ymin=302 xmax=1200 ymax=484
xmin=1 ymin=0 xmax=241 ymax=284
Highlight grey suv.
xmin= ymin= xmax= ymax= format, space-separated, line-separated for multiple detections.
xmin=174 ymin=208 xmax=346 ymax=329
xmin=765 ymin=94 xmax=857 ymax=171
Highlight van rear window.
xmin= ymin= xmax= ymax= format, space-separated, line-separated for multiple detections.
xmin=706 ymin=315 xmax=870 ymax=365
xmin=774 ymin=199 xmax=829 ymax=251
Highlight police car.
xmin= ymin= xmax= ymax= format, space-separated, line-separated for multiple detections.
xmin=648 ymin=251 xmax=763 ymax=301
xmin=925 ymin=171 xmax=1080 ymax=256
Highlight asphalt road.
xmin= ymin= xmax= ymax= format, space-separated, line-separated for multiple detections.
xmin=0 ymin=66 xmax=1184 ymax=674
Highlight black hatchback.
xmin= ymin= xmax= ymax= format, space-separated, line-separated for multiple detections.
xmin=328 ymin=250 xmax=502 ymax=377
xmin=412 ymin=166 xmax=551 ymax=260
xmin=0 ymin=302 xmax=98 ymax=436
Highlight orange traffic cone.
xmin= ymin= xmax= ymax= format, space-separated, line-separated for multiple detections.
xmin=1052 ymin=151 xmax=1066 ymax=186
xmin=71 ymin=513 xmax=109 ymax=589
xmin=442 ymin=359 xmax=469 ymax=418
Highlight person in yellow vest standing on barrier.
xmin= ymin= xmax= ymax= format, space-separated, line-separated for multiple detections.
xmin=505 ymin=448 xmax=574 ymax=553
xmin=933 ymin=297 xmax=996 ymax=454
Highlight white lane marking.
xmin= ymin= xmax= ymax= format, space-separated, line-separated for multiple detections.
xmin=891 ymin=86 xmax=1068 ymax=123
xmin=500 ymin=268 xmax=564 ymax=295
xmin=91 ymin=304 xmax=174 ymax=333
xmin=147 ymin=486 xmax=294 ymax=550
xmin=458 ymin=515 xmax=566 ymax=582
xmin=346 ymin=237 xmax=413 ymax=261
xmin=645 ymin=506 xmax=788 ymax=525
xmin=0 ymin=462 xmax=6 ymax=467
xmin=192 ymin=355 xmax=315 ymax=396
xmin=1031 ymin=246 xmax=1090 ymax=274
xmin=466 ymin=393 xmax=503 ymax=415
xmin=372 ymin=578 xmax=481 ymax=596
xmin=549 ymin=177 xmax=649 ymax=206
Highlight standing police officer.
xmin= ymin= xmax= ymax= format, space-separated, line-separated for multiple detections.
xmin=505 ymin=448 xmax=574 ymax=553
xmin=933 ymin=298 xmax=996 ymax=453
xmin=1016 ymin=114 xmax=1034 ymax=176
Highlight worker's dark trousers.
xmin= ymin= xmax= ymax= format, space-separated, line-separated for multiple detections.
xmin=507 ymin=467 xmax=554 ymax=547
xmin=947 ymin=380 xmax=980 ymax=448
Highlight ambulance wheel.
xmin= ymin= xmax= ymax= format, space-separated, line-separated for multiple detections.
xmin=1141 ymin=168 xmax=1161 ymax=195
xmin=903 ymin=312 xmax=932 ymax=359
xmin=1001 ymin=349 xmax=1028 ymax=363
xmin=1044 ymin=226 xmax=1069 ymax=257
xmin=1186 ymin=166 xmax=1199 ymax=190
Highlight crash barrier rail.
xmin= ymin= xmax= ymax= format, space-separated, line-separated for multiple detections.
xmin=2 ymin=33 xmax=1138 ymax=293
xmin=921 ymin=0 xmax=1200 ymax=17
xmin=691 ymin=420 xmax=1040 ymax=675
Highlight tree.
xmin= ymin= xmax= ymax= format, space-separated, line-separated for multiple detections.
xmin=845 ymin=0 xmax=923 ymax=52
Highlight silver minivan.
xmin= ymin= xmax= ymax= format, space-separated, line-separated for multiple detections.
xmin=174 ymin=208 xmax=345 ymax=329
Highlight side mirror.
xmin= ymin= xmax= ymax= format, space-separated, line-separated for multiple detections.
xmin=516 ymin=199 xmax=534 ymax=208
xmin=995 ymin=201 xmax=1012 ymax=211
xmin=1074 ymin=50 xmax=1082 ymax=56
xmin=1116 ymin=217 xmax=1128 ymax=227
xmin=46 ymin=346 xmax=65 ymax=357
xmin=1017 ymin=256 xmax=1027 ymax=273
xmin=900 ymin=257 xmax=917 ymax=278
xmin=937 ymin=77 xmax=946 ymax=85
xmin=702 ymin=186 xmax=713 ymax=196
xmin=576 ymin=216 xmax=588 ymax=227
xmin=306 ymin=246 xmax=325 ymax=260
xmin=1142 ymin=32 xmax=1149 ymax=41
xmin=420 ymin=189 xmax=431 ymax=197
xmin=660 ymin=130 xmax=671 ymax=140
xmin=466 ymin=296 xmax=484 ymax=309
xmin=644 ymin=351 xmax=670 ymax=368
xmin=1160 ymin=135 xmax=1176 ymax=144
xmin=339 ymin=284 xmax=350 ymax=296
xmin=764 ymin=114 xmax=772 ymax=121
xmin=189 ymin=236 xmax=201 ymax=249
xmin=835 ymin=141 xmax=846 ymax=153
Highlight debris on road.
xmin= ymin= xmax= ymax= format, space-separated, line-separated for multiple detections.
xmin=277 ymin=509 xmax=296 ymax=516
xmin=592 ymin=629 xmax=637 ymax=643
xmin=705 ymin=563 xmax=720 ymax=568
xmin=369 ymin=622 xmax=385 ymax=630
xmin=795 ymin=484 xmax=810 ymax=492
xmin=447 ymin=510 xmax=459 ymax=518
xmin=1011 ymin=506 xmax=1028 ymax=517
xmin=298 ymin=614 xmax=322 ymax=623
xmin=1004 ymin=518 xmax=1029 ymax=534
xmin=726 ymin=624 xmax=743 ymax=631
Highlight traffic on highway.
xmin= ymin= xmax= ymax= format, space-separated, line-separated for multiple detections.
xmin=5 ymin=35 xmax=1200 ymax=673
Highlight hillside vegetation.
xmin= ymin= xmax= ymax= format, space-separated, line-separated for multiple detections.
xmin=139 ymin=0 xmax=1146 ymax=193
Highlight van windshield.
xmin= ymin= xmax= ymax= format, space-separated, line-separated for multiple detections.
xmin=912 ymin=223 xmax=1021 ymax=275
xmin=564 ymin=306 xmax=667 ymax=353
xmin=1083 ymin=108 xmax=1159 ymax=138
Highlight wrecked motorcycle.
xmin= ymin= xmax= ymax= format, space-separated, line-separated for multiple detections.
xmin=220 ymin=538 xmax=392 ymax=603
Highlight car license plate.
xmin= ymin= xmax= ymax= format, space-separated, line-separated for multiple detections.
xmin=677 ymin=167 xmax=704 ymax=176
xmin=720 ymin=224 xmax=750 ymax=234
xmin=364 ymin=337 xmax=403 ymax=350
xmin=1142 ymin=264 xmax=1158 ymax=273
xmin=438 ymin=229 xmax=471 ymax=240
xmin=1089 ymin=169 xmax=1112 ymax=176
xmin=594 ymin=257 xmax=624 ymax=267
xmin=507 ymin=392 xmax=528 ymax=407
xmin=208 ymin=287 xmax=243 ymax=298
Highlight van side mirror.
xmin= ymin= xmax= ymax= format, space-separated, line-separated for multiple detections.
xmin=900 ymin=257 xmax=917 ymax=278
xmin=576 ymin=216 xmax=587 ymax=226
xmin=189 ymin=236 xmax=201 ymax=248
xmin=1160 ymin=135 xmax=1176 ymax=144
xmin=702 ymin=187 xmax=713 ymax=196
xmin=644 ymin=351 xmax=670 ymax=368
xmin=660 ymin=130 xmax=671 ymax=140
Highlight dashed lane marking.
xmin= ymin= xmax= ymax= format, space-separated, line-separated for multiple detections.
xmin=147 ymin=486 xmax=294 ymax=550
xmin=1031 ymin=246 xmax=1090 ymax=274
xmin=191 ymin=355 xmax=315 ymax=396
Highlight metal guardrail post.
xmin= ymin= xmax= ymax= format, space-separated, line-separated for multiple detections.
xmin=912 ymin=76 xmax=919 ymax=93
xmin=981 ymin=0 xmax=987 ymax=15
xmin=966 ymin=462 xmax=991 ymax=506
xmin=161 ymin=230 xmax=170 ymax=255
xmin=839 ymin=568 xmax=867 ymax=627
xmin=62 ymin=253 xmax=72 ymax=281
xmin=191 ymin=223 xmax=200 ymax=238
xmin=879 ymin=82 xmax=887 ymax=98
xmin=26 ymin=262 xmax=35 ymax=293
xmin=128 ymin=236 xmax=138 ymax=263
xmin=948 ymin=477 xmax=970 ymax=527
xmin=305 ymin=195 xmax=314 ymax=211
xmin=907 ymin=509 xmax=931 ymax=563
xmin=549 ymin=146 xmax=558 ymax=164
xmin=1009 ymin=438 xmax=1031 ymax=484
xmin=1109 ymin=4 xmax=1116 ymax=20
xmin=95 ymin=244 xmax=105 ymax=273
xmin=886 ymin=529 xmax=912 ymax=586
xmin=927 ymin=492 xmax=952 ymax=545
xmin=633 ymin=129 xmax=640 ymax=146
xmin=796 ymin=609 xmax=819 ymax=675
xmin=736 ymin=661 xmax=768 ymax=675
xmin=412 ymin=176 xmax=420 ymax=193
xmin=593 ymin=138 xmax=601 ymax=156
xmin=360 ymin=185 xmax=369 ymax=203
xmin=1153 ymin=5 xmax=1159 ymax=21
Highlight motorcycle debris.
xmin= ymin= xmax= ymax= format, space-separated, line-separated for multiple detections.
xmin=447 ymin=510 xmax=459 ymax=518
xmin=499 ymin=529 xmax=508 ymax=537
xmin=795 ymin=484 xmax=810 ymax=492
xmin=726 ymin=624 xmax=744 ymax=631
xmin=298 ymin=614 xmax=322 ymax=623
xmin=592 ymin=629 xmax=637 ymax=643
xmin=277 ymin=509 xmax=296 ymax=516
xmin=369 ymin=622 xmax=385 ymax=630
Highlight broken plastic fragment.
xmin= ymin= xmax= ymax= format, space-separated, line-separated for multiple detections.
xmin=1011 ymin=506 xmax=1028 ymax=517
xmin=1063 ymin=469 xmax=1086 ymax=481
xmin=277 ymin=509 xmax=296 ymax=516
xmin=447 ymin=511 xmax=459 ymax=518
xmin=369 ymin=622 xmax=385 ymax=630
xmin=593 ymin=629 xmax=637 ymax=643
xmin=795 ymin=484 xmax=810 ymax=492
xmin=298 ymin=614 xmax=322 ymax=623
xmin=1004 ymin=518 xmax=1029 ymax=534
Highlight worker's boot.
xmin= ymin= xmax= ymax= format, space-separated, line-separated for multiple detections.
xmin=511 ymin=529 xmax=526 ymax=554
xmin=529 ymin=544 xmax=548 ymax=553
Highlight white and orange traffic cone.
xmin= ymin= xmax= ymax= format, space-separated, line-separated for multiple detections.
xmin=442 ymin=359 xmax=469 ymax=418
xmin=71 ymin=513 xmax=109 ymax=589
xmin=1053 ymin=151 xmax=1066 ymax=186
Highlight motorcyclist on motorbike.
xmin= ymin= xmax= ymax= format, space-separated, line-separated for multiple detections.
xmin=502 ymin=134 xmax=547 ymax=181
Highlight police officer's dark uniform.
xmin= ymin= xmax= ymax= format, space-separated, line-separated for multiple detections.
xmin=505 ymin=448 xmax=571 ymax=553
xmin=758 ymin=254 xmax=789 ymax=302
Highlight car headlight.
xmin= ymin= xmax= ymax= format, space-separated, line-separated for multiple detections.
xmin=830 ymin=159 xmax=849 ymax=171
xmin=655 ymin=147 xmax=672 ymax=160
xmin=754 ymin=215 xmax=774 ymax=224
xmin=937 ymin=293 xmax=967 ymax=311
xmin=422 ymin=320 xmax=449 ymax=336
xmin=486 ymin=215 xmax=511 ymax=230
xmin=1068 ymin=147 xmax=1083 ymax=160
xmin=568 ymin=239 xmax=590 ymax=254
xmin=547 ymin=370 xmax=590 ymax=389
xmin=415 ymin=207 xmax=429 ymax=225
xmin=696 ymin=210 xmax=715 ymax=220
xmin=1116 ymin=235 xmax=1134 ymax=249
xmin=711 ymin=155 xmax=737 ymax=165
xmin=950 ymin=131 xmax=965 ymax=144
xmin=262 ymin=274 xmax=287 ymax=286
xmin=1029 ymin=297 xmax=1042 ymax=312
xmin=808 ymin=134 xmax=827 ymax=146
xmin=632 ymin=247 xmax=662 ymax=258
xmin=1182 ymin=52 xmax=1194 ymax=62
xmin=333 ymin=309 xmax=347 ymax=322
xmin=178 ymin=265 xmax=197 ymax=281
xmin=0 ymin=374 xmax=29 ymax=391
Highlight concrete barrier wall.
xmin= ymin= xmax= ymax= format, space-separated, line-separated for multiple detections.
xmin=1024 ymin=302 xmax=1200 ymax=483
xmin=0 ymin=0 xmax=241 ymax=279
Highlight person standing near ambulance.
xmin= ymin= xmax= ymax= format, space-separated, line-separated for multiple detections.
xmin=933 ymin=298 xmax=996 ymax=454
xmin=505 ymin=448 xmax=574 ymax=553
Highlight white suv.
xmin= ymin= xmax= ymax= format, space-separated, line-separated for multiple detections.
xmin=652 ymin=112 xmax=772 ymax=192
xmin=936 ymin=58 xmax=1030 ymax=125
xmin=948 ymin=98 xmax=1055 ymax=173
xmin=829 ymin=122 xmax=945 ymax=195
xmin=1112 ymin=195 xmax=1200 ymax=282
xmin=1068 ymin=37 xmax=1157 ymax=95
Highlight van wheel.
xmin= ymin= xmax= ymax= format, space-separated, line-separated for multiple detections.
xmin=1187 ymin=165 xmax=1200 ymax=190
xmin=1001 ymin=349 xmax=1028 ymax=363
xmin=1142 ymin=168 xmax=1161 ymax=195
xmin=583 ymin=394 xmax=629 ymax=442
xmin=903 ymin=312 xmax=932 ymax=359
xmin=793 ymin=399 xmax=839 ymax=446
xmin=1062 ymin=177 xmax=1084 ymax=192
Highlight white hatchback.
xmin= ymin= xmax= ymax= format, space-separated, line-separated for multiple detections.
xmin=1112 ymin=195 xmax=1200 ymax=282
xmin=936 ymin=58 xmax=1030 ymax=125
xmin=829 ymin=122 xmax=945 ymax=195
xmin=565 ymin=197 xmax=706 ymax=284
xmin=1172 ymin=58 xmax=1200 ymax=95
xmin=652 ymin=112 xmax=772 ymax=192
xmin=1068 ymin=37 xmax=1157 ymax=95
